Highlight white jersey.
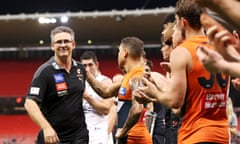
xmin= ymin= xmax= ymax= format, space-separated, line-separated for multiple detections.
xmin=83 ymin=73 xmax=109 ymax=144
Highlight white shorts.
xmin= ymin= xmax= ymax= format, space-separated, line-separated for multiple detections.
xmin=88 ymin=126 xmax=108 ymax=144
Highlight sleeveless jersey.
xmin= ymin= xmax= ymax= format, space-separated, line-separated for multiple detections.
xmin=178 ymin=36 xmax=230 ymax=143
xmin=118 ymin=66 xmax=152 ymax=144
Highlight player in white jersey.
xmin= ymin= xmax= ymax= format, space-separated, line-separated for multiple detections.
xmin=80 ymin=51 xmax=115 ymax=144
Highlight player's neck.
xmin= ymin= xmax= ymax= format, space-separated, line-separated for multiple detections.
xmin=125 ymin=59 xmax=144 ymax=73
xmin=185 ymin=27 xmax=205 ymax=39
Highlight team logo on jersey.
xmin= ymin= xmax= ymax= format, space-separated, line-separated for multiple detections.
xmin=53 ymin=73 xmax=68 ymax=96
xmin=119 ymin=87 xmax=126 ymax=96
xmin=53 ymin=73 xmax=64 ymax=83
xmin=57 ymin=90 xmax=68 ymax=97
xmin=201 ymin=92 xmax=226 ymax=109
xmin=55 ymin=82 xmax=67 ymax=91
xmin=30 ymin=87 xmax=40 ymax=95
xmin=55 ymin=82 xmax=68 ymax=97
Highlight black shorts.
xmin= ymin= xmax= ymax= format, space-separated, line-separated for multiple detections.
xmin=36 ymin=130 xmax=89 ymax=144
xmin=116 ymin=136 xmax=128 ymax=144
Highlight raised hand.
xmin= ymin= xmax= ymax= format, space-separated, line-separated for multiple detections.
xmin=196 ymin=46 xmax=226 ymax=73
xmin=200 ymin=13 xmax=240 ymax=62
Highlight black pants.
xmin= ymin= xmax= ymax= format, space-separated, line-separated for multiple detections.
xmin=116 ymin=136 xmax=128 ymax=144
xmin=165 ymin=126 xmax=178 ymax=144
xmin=152 ymin=134 xmax=165 ymax=144
xmin=36 ymin=130 xmax=89 ymax=144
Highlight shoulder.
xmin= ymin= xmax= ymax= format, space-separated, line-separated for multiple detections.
xmin=171 ymin=46 xmax=192 ymax=62
xmin=170 ymin=46 xmax=192 ymax=72
xmin=33 ymin=60 xmax=53 ymax=79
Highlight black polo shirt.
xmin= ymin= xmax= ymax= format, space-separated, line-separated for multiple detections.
xmin=26 ymin=56 xmax=88 ymax=142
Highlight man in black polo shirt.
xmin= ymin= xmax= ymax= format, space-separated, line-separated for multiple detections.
xmin=24 ymin=26 xmax=88 ymax=144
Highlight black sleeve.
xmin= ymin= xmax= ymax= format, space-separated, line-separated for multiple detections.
xmin=25 ymin=68 xmax=48 ymax=103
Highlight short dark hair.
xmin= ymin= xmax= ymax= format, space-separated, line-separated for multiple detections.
xmin=80 ymin=51 xmax=98 ymax=63
xmin=121 ymin=36 xmax=145 ymax=59
xmin=160 ymin=13 xmax=175 ymax=32
xmin=175 ymin=0 xmax=205 ymax=30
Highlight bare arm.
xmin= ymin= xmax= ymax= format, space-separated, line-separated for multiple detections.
xmin=115 ymin=76 xmax=145 ymax=138
xmin=134 ymin=71 xmax=170 ymax=104
xmin=150 ymin=71 xmax=170 ymax=91
xmin=221 ymin=62 xmax=240 ymax=77
xmin=229 ymin=112 xmax=238 ymax=136
xmin=160 ymin=47 xmax=189 ymax=108
xmin=84 ymin=92 xmax=115 ymax=115
xmin=84 ymin=77 xmax=115 ymax=114
xmin=108 ymin=102 xmax=117 ymax=134
xmin=116 ymin=94 xmax=143 ymax=138
xmin=230 ymin=126 xmax=238 ymax=136
xmin=200 ymin=13 xmax=240 ymax=62
xmin=86 ymin=71 xmax=121 ymax=98
xmin=196 ymin=46 xmax=240 ymax=77
xmin=136 ymin=47 xmax=189 ymax=109
xmin=24 ymin=99 xmax=59 ymax=143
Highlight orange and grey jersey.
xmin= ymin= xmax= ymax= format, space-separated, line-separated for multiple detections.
xmin=117 ymin=66 xmax=152 ymax=144
xmin=178 ymin=36 xmax=230 ymax=144
xmin=117 ymin=66 xmax=144 ymax=127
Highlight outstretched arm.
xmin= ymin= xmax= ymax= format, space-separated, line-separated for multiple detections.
xmin=115 ymin=96 xmax=143 ymax=138
xmin=84 ymin=77 xmax=115 ymax=114
xmin=200 ymin=13 xmax=240 ymax=62
xmin=83 ymin=91 xmax=114 ymax=115
xmin=196 ymin=46 xmax=240 ymax=77
xmin=86 ymin=71 xmax=121 ymax=98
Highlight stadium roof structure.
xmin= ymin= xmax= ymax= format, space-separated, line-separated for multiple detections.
xmin=0 ymin=7 xmax=174 ymax=50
